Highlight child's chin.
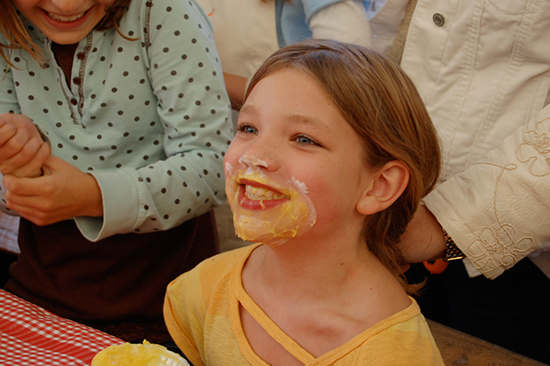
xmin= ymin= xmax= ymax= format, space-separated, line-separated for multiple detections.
xmin=233 ymin=214 xmax=310 ymax=246
xmin=237 ymin=231 xmax=292 ymax=247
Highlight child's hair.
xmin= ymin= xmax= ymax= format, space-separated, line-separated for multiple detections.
xmin=244 ymin=39 xmax=441 ymax=291
xmin=0 ymin=0 xmax=132 ymax=66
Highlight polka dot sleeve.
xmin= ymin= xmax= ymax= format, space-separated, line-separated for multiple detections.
xmin=0 ymin=45 xmax=22 ymax=215
xmin=75 ymin=0 xmax=233 ymax=240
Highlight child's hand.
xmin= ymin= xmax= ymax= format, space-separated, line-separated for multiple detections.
xmin=3 ymin=155 xmax=103 ymax=225
xmin=0 ymin=113 xmax=51 ymax=178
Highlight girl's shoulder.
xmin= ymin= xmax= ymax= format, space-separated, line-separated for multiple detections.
xmin=87 ymin=0 xmax=214 ymax=58
xmin=200 ymin=245 xmax=258 ymax=274
xmin=174 ymin=244 xmax=260 ymax=290
xmin=123 ymin=0 xmax=209 ymax=23
xmin=165 ymin=244 xmax=259 ymax=317
xmin=117 ymin=0 xmax=213 ymax=43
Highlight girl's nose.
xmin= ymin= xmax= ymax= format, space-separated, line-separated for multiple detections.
xmin=240 ymin=154 xmax=269 ymax=169
xmin=238 ymin=137 xmax=280 ymax=171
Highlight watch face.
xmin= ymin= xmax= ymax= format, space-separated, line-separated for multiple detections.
xmin=444 ymin=242 xmax=465 ymax=262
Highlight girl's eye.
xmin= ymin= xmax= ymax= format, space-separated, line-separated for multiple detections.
xmin=238 ymin=124 xmax=258 ymax=135
xmin=295 ymin=135 xmax=319 ymax=146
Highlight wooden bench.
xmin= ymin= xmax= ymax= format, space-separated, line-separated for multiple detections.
xmin=428 ymin=319 xmax=546 ymax=365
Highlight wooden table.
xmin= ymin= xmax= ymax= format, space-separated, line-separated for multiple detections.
xmin=428 ymin=319 xmax=547 ymax=366
xmin=0 ymin=289 xmax=124 ymax=365
xmin=1 ymin=284 xmax=545 ymax=365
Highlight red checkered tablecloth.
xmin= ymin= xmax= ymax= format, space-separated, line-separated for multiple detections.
xmin=0 ymin=289 xmax=124 ymax=365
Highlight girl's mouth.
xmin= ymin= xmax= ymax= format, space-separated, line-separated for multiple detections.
xmin=244 ymin=184 xmax=287 ymax=200
xmin=225 ymin=167 xmax=317 ymax=245
xmin=237 ymin=181 xmax=290 ymax=210
xmin=40 ymin=7 xmax=92 ymax=29
xmin=46 ymin=10 xmax=88 ymax=23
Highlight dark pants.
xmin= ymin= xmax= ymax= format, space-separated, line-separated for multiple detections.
xmin=0 ymin=250 xmax=17 ymax=288
xmin=6 ymin=212 xmax=218 ymax=344
xmin=408 ymin=259 xmax=550 ymax=364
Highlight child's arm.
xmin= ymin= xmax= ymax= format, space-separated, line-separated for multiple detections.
xmin=223 ymin=72 xmax=248 ymax=111
xmin=308 ymin=0 xmax=373 ymax=48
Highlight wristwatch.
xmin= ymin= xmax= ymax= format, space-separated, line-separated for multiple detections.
xmin=442 ymin=227 xmax=465 ymax=262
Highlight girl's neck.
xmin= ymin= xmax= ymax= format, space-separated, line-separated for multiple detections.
xmin=242 ymin=235 xmax=411 ymax=330
xmin=246 ymin=234 xmax=378 ymax=298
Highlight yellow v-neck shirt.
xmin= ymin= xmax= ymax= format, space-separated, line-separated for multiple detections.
xmin=164 ymin=244 xmax=444 ymax=365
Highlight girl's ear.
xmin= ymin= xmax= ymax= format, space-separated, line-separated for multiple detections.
xmin=356 ymin=161 xmax=409 ymax=216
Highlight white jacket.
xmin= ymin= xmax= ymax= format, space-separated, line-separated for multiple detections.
xmin=392 ymin=0 xmax=550 ymax=279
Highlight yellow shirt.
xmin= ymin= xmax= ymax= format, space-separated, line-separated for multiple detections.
xmin=164 ymin=244 xmax=444 ymax=365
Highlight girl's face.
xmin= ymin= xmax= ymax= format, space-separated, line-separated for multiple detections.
xmin=224 ymin=68 xmax=374 ymax=246
xmin=12 ymin=0 xmax=115 ymax=44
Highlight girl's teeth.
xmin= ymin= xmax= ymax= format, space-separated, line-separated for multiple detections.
xmin=48 ymin=11 xmax=86 ymax=22
xmin=245 ymin=185 xmax=286 ymax=200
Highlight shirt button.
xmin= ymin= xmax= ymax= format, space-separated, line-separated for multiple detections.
xmin=433 ymin=13 xmax=445 ymax=26
xmin=77 ymin=52 xmax=85 ymax=60
xmin=72 ymin=77 xmax=81 ymax=85
xmin=70 ymin=98 xmax=78 ymax=105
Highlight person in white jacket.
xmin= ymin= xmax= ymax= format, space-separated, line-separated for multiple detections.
xmin=381 ymin=0 xmax=550 ymax=363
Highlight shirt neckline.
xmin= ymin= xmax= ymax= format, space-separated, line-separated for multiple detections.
xmin=228 ymin=244 xmax=421 ymax=365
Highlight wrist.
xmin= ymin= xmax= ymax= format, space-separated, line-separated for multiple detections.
xmin=81 ymin=173 xmax=103 ymax=217
xmin=441 ymin=227 xmax=465 ymax=261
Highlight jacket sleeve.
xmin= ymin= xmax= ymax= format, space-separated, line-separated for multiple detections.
xmin=424 ymin=105 xmax=550 ymax=279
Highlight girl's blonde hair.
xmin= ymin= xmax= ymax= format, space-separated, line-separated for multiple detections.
xmin=0 ymin=0 xmax=132 ymax=67
xmin=245 ymin=39 xmax=441 ymax=292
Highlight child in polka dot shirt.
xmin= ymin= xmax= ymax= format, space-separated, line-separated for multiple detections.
xmin=0 ymin=0 xmax=233 ymax=344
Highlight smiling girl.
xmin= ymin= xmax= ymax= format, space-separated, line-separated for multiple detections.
xmin=0 ymin=0 xmax=232 ymax=343
xmin=164 ymin=40 xmax=444 ymax=365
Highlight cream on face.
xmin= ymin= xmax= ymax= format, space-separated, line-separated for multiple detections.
xmin=225 ymin=156 xmax=316 ymax=246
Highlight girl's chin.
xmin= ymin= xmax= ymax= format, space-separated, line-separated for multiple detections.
xmin=231 ymin=201 xmax=313 ymax=244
